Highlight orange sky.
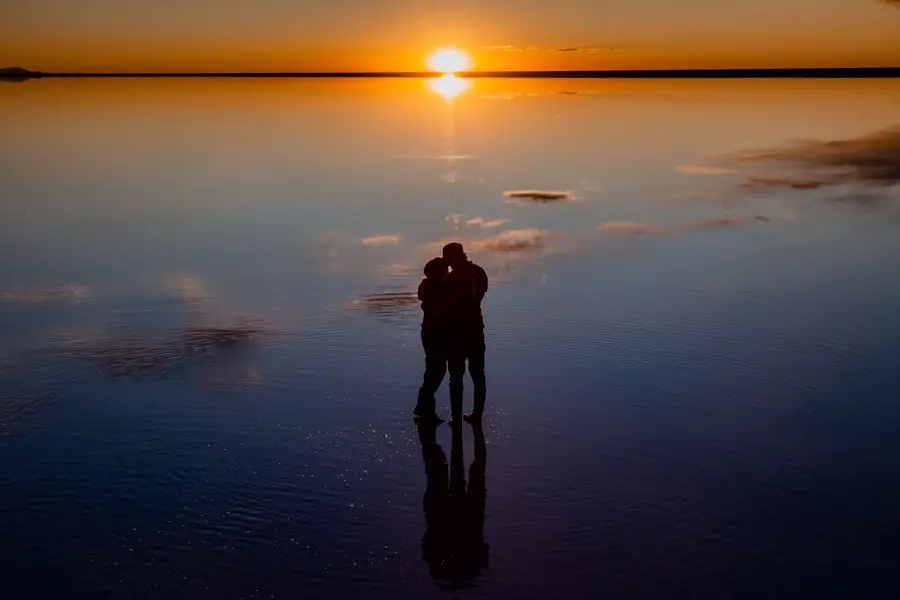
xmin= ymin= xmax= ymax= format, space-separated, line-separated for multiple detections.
xmin=3 ymin=1 xmax=900 ymax=72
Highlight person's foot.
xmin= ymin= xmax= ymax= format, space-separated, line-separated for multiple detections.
xmin=414 ymin=412 xmax=445 ymax=424
xmin=413 ymin=394 xmax=436 ymax=417
xmin=463 ymin=412 xmax=483 ymax=428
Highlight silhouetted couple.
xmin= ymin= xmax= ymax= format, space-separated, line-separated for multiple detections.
xmin=414 ymin=242 xmax=489 ymax=426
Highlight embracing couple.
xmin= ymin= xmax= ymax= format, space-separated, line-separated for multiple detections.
xmin=414 ymin=242 xmax=489 ymax=427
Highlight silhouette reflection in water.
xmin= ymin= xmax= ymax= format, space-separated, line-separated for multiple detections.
xmin=416 ymin=421 xmax=488 ymax=587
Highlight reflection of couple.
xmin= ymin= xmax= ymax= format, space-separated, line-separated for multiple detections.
xmin=414 ymin=242 xmax=489 ymax=426
xmin=416 ymin=419 xmax=488 ymax=585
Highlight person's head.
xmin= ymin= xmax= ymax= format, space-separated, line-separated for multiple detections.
xmin=442 ymin=242 xmax=468 ymax=268
xmin=423 ymin=257 xmax=446 ymax=281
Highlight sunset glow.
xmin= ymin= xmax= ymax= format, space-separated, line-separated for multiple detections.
xmin=3 ymin=3 xmax=900 ymax=73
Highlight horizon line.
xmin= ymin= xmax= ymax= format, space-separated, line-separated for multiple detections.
xmin=5 ymin=67 xmax=900 ymax=79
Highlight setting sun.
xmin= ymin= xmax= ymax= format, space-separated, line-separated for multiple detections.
xmin=426 ymin=47 xmax=471 ymax=74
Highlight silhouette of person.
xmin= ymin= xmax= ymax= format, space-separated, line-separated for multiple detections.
xmin=442 ymin=243 xmax=489 ymax=426
xmin=416 ymin=420 xmax=488 ymax=586
xmin=414 ymin=244 xmax=489 ymax=425
xmin=415 ymin=257 xmax=451 ymax=420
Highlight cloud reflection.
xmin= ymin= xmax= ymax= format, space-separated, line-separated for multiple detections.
xmin=361 ymin=234 xmax=404 ymax=247
xmin=598 ymin=216 xmax=771 ymax=236
xmin=159 ymin=275 xmax=213 ymax=301
xmin=1 ymin=283 xmax=91 ymax=304
xmin=349 ymin=287 xmax=420 ymax=320
xmin=52 ymin=320 xmax=267 ymax=381
xmin=476 ymin=229 xmax=545 ymax=252
xmin=467 ymin=218 xmax=509 ymax=229
xmin=677 ymin=165 xmax=740 ymax=175
xmin=504 ymin=190 xmax=571 ymax=203
xmin=734 ymin=125 xmax=900 ymax=190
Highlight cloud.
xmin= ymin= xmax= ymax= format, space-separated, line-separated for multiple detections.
xmin=467 ymin=217 xmax=509 ymax=229
xmin=597 ymin=216 xmax=771 ymax=236
xmin=481 ymin=45 xmax=523 ymax=52
xmin=677 ymin=165 xmax=740 ymax=175
xmin=361 ymin=234 xmax=404 ymax=247
xmin=475 ymin=229 xmax=545 ymax=252
xmin=504 ymin=190 xmax=571 ymax=203
xmin=554 ymin=47 xmax=618 ymax=53
xmin=733 ymin=124 xmax=900 ymax=190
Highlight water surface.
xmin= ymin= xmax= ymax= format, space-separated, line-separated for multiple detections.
xmin=2 ymin=77 xmax=900 ymax=599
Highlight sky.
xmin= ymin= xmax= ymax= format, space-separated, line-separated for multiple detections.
xmin=2 ymin=0 xmax=900 ymax=72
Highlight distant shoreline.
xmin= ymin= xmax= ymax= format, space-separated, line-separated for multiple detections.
xmin=7 ymin=67 xmax=900 ymax=79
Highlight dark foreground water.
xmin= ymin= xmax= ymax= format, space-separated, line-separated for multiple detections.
xmin=2 ymin=78 xmax=900 ymax=599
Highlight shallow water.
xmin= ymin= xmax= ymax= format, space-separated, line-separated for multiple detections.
xmin=2 ymin=77 xmax=900 ymax=599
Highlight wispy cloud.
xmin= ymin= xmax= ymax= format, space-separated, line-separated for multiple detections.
xmin=481 ymin=45 xmax=524 ymax=52
xmin=677 ymin=165 xmax=740 ymax=175
xmin=553 ymin=47 xmax=618 ymax=53
xmin=598 ymin=216 xmax=771 ymax=236
xmin=467 ymin=217 xmax=509 ymax=229
xmin=482 ymin=45 xmax=617 ymax=54
xmin=733 ymin=125 xmax=900 ymax=190
xmin=361 ymin=234 xmax=404 ymax=247
xmin=504 ymin=190 xmax=571 ymax=203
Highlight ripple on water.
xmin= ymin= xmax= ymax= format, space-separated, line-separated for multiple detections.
xmin=48 ymin=320 xmax=268 ymax=380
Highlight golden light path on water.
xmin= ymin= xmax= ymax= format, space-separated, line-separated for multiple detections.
xmin=426 ymin=75 xmax=470 ymax=185
xmin=427 ymin=74 xmax=470 ymax=101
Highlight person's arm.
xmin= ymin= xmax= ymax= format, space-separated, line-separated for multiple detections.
xmin=418 ymin=278 xmax=429 ymax=302
xmin=474 ymin=265 xmax=489 ymax=302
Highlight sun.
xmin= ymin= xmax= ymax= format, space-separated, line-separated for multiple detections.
xmin=426 ymin=47 xmax=471 ymax=74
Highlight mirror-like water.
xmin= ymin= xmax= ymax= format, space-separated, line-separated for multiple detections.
xmin=2 ymin=78 xmax=900 ymax=599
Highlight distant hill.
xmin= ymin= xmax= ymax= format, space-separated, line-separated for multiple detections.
xmin=0 ymin=67 xmax=41 ymax=80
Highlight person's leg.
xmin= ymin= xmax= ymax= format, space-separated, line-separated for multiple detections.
xmin=448 ymin=350 xmax=466 ymax=426
xmin=465 ymin=334 xmax=486 ymax=425
xmin=416 ymin=332 xmax=447 ymax=418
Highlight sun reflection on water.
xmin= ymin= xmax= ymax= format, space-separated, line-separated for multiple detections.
xmin=427 ymin=75 xmax=470 ymax=101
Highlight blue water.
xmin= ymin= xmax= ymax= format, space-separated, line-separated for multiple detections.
xmin=2 ymin=77 xmax=900 ymax=598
